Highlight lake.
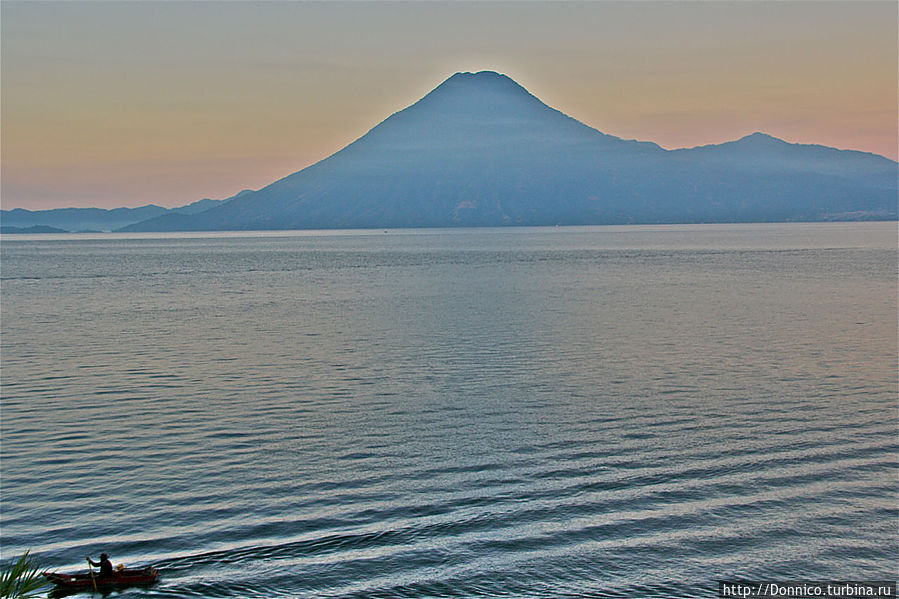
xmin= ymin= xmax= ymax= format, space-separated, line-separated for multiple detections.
xmin=1 ymin=223 xmax=896 ymax=598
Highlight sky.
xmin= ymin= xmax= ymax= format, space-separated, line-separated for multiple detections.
xmin=2 ymin=1 xmax=896 ymax=211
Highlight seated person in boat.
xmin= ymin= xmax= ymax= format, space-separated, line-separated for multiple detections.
xmin=87 ymin=553 xmax=114 ymax=578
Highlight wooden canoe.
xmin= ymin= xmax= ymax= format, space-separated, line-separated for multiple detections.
xmin=43 ymin=566 xmax=158 ymax=590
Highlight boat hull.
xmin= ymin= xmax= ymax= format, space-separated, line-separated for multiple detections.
xmin=43 ymin=567 xmax=158 ymax=589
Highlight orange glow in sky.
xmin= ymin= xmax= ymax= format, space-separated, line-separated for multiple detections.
xmin=2 ymin=1 xmax=896 ymax=210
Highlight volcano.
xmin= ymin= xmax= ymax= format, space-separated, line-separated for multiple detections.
xmin=123 ymin=71 xmax=897 ymax=231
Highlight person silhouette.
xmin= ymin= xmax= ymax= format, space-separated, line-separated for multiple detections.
xmin=87 ymin=553 xmax=114 ymax=578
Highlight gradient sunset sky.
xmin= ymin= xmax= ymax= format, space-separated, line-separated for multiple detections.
xmin=2 ymin=1 xmax=896 ymax=210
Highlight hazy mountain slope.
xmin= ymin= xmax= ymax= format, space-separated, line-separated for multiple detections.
xmin=0 ymin=225 xmax=69 ymax=234
xmin=2 ymin=197 xmax=231 ymax=232
xmin=2 ymin=205 xmax=168 ymax=232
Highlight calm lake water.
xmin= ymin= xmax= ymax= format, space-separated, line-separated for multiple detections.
xmin=1 ymin=223 xmax=896 ymax=598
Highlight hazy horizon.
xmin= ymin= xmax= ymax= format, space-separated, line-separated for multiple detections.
xmin=2 ymin=1 xmax=896 ymax=210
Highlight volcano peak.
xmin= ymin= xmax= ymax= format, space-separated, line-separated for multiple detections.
xmin=416 ymin=70 xmax=536 ymax=105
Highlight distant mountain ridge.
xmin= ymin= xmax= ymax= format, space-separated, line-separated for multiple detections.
xmin=11 ymin=71 xmax=898 ymax=232
xmin=0 ymin=225 xmax=69 ymax=234
xmin=1 ymin=196 xmax=236 ymax=233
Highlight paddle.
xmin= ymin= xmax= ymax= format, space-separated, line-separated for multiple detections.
xmin=86 ymin=558 xmax=98 ymax=592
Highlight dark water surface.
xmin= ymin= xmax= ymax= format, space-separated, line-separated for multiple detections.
xmin=2 ymin=224 xmax=896 ymax=598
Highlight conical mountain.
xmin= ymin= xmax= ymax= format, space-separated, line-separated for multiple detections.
xmin=124 ymin=71 xmax=897 ymax=231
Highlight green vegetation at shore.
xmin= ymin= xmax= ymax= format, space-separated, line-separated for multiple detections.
xmin=1 ymin=551 xmax=49 ymax=598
